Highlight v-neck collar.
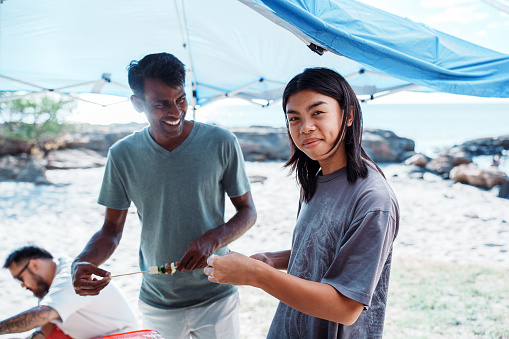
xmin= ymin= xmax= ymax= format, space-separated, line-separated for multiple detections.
xmin=144 ymin=121 xmax=198 ymax=158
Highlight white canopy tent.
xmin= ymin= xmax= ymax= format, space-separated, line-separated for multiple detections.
xmin=0 ymin=0 xmax=438 ymax=110
xmin=1 ymin=0 xmax=507 ymax=112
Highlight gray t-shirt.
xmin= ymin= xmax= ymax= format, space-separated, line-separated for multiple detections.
xmin=98 ymin=122 xmax=251 ymax=309
xmin=267 ymin=163 xmax=399 ymax=339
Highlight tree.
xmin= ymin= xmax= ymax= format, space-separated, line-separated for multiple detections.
xmin=0 ymin=92 xmax=76 ymax=142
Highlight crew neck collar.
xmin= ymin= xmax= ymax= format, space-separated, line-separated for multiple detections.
xmin=316 ymin=166 xmax=347 ymax=183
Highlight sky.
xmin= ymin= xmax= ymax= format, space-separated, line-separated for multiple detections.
xmin=356 ymin=0 xmax=509 ymax=54
xmin=71 ymin=0 xmax=509 ymax=125
xmin=349 ymin=0 xmax=509 ymax=104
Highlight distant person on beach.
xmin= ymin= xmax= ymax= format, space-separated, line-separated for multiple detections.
xmin=71 ymin=52 xmax=256 ymax=339
xmin=0 ymin=245 xmax=138 ymax=339
xmin=491 ymin=154 xmax=501 ymax=168
xmin=205 ymin=68 xmax=400 ymax=338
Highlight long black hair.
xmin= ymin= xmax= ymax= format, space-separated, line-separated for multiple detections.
xmin=283 ymin=67 xmax=384 ymax=202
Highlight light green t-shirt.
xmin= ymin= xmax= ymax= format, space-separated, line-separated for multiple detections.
xmin=98 ymin=121 xmax=251 ymax=309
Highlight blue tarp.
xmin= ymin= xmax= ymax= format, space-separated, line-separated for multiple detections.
xmin=243 ymin=0 xmax=509 ymax=98
xmin=1 ymin=0 xmax=508 ymax=108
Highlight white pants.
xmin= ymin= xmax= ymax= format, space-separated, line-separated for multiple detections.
xmin=138 ymin=292 xmax=240 ymax=339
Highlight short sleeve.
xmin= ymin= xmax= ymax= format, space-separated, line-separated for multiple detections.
xmin=322 ymin=210 xmax=397 ymax=306
xmin=221 ymin=134 xmax=251 ymax=198
xmin=97 ymin=153 xmax=131 ymax=210
xmin=39 ymin=268 xmax=93 ymax=322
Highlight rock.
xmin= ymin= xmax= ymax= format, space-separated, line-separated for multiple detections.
xmin=0 ymin=155 xmax=19 ymax=180
xmin=1 ymin=124 xmax=420 ymax=183
xmin=249 ymin=175 xmax=267 ymax=184
xmin=499 ymin=181 xmax=509 ymax=199
xmin=425 ymin=146 xmax=473 ymax=176
xmin=231 ymin=127 xmax=290 ymax=161
xmin=405 ymin=153 xmax=430 ymax=167
xmin=382 ymin=164 xmax=426 ymax=179
xmin=422 ymin=172 xmax=443 ymax=182
xmin=456 ymin=135 xmax=509 ymax=156
xmin=408 ymin=171 xmax=424 ymax=179
xmin=449 ymin=163 xmax=509 ymax=190
xmin=233 ymin=127 xmax=416 ymax=163
xmin=0 ymin=138 xmax=35 ymax=156
xmin=464 ymin=212 xmax=479 ymax=219
xmin=62 ymin=131 xmax=135 ymax=155
xmin=0 ymin=123 xmax=146 ymax=183
xmin=40 ymin=136 xmax=68 ymax=153
xmin=1 ymin=148 xmax=107 ymax=183
xmin=362 ymin=129 xmax=415 ymax=163
xmin=16 ymin=160 xmax=48 ymax=184
xmin=426 ymin=154 xmax=456 ymax=175
xmin=400 ymin=151 xmax=417 ymax=162
xmin=45 ymin=148 xmax=107 ymax=169
xmin=445 ymin=146 xmax=473 ymax=165
xmin=233 ymin=127 xmax=415 ymax=163
xmin=0 ymin=154 xmax=49 ymax=184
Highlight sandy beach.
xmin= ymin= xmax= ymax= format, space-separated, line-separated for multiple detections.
xmin=1 ymin=161 xmax=508 ymax=338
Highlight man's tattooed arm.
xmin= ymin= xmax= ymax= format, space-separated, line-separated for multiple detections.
xmin=0 ymin=306 xmax=60 ymax=334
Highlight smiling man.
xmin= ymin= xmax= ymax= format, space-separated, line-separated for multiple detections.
xmin=1 ymin=245 xmax=138 ymax=339
xmin=71 ymin=53 xmax=257 ymax=339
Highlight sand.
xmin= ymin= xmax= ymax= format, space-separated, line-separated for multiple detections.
xmin=1 ymin=161 xmax=508 ymax=338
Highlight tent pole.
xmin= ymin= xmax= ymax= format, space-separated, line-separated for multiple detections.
xmin=174 ymin=0 xmax=199 ymax=114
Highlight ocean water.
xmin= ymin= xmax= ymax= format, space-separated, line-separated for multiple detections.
xmin=197 ymin=102 xmax=508 ymax=154
xmin=360 ymin=103 xmax=509 ymax=156
xmin=195 ymin=101 xmax=509 ymax=174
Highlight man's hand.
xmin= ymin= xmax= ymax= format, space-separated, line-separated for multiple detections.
xmin=178 ymin=191 xmax=256 ymax=272
xmin=71 ymin=261 xmax=111 ymax=296
xmin=29 ymin=322 xmax=54 ymax=339
xmin=71 ymin=208 xmax=128 ymax=295
xmin=29 ymin=330 xmax=45 ymax=339
xmin=177 ymin=233 xmax=218 ymax=271
xmin=250 ymin=250 xmax=291 ymax=270
xmin=250 ymin=253 xmax=276 ymax=268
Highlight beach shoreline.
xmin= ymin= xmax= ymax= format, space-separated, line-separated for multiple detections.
xmin=1 ymin=161 xmax=508 ymax=338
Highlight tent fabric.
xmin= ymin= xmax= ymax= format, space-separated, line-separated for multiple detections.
xmin=242 ymin=0 xmax=509 ymax=98
xmin=0 ymin=0 xmax=507 ymax=108
xmin=481 ymin=0 xmax=509 ymax=14
xmin=0 ymin=0 xmax=411 ymax=107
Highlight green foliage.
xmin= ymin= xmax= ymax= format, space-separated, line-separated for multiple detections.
xmin=0 ymin=92 xmax=76 ymax=142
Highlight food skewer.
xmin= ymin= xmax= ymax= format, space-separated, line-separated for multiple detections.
xmin=110 ymin=256 xmax=215 ymax=278
xmin=111 ymin=263 xmax=177 ymax=278
xmin=110 ymin=270 xmax=149 ymax=278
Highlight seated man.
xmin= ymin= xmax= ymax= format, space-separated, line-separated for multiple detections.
xmin=0 ymin=245 xmax=139 ymax=339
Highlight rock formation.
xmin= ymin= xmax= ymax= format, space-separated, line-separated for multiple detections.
xmin=450 ymin=163 xmax=509 ymax=190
